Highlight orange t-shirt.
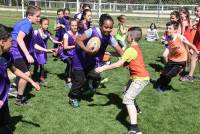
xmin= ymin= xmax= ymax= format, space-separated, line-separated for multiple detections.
xmin=168 ymin=34 xmax=188 ymax=62
xmin=193 ymin=19 xmax=200 ymax=51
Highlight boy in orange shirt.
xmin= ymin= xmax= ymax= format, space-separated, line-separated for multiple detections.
xmin=95 ymin=27 xmax=149 ymax=134
xmin=156 ymin=21 xmax=199 ymax=92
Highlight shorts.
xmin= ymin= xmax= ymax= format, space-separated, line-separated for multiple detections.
xmin=14 ymin=58 xmax=30 ymax=73
xmin=123 ymin=79 xmax=149 ymax=105
xmin=0 ymin=100 xmax=10 ymax=127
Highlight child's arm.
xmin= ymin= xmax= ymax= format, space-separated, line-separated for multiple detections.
xmin=49 ymin=36 xmax=62 ymax=45
xmin=119 ymin=24 xmax=127 ymax=34
xmin=63 ymin=35 xmax=75 ymax=50
xmin=17 ymin=31 xmax=34 ymax=63
xmin=34 ymin=44 xmax=53 ymax=53
xmin=155 ymin=30 xmax=159 ymax=40
xmin=95 ymin=59 xmax=125 ymax=73
xmin=182 ymin=36 xmax=199 ymax=54
xmin=9 ymin=65 xmax=40 ymax=91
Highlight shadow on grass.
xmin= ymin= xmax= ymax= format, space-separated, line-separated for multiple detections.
xmin=88 ymin=92 xmax=129 ymax=129
xmin=10 ymin=115 xmax=40 ymax=131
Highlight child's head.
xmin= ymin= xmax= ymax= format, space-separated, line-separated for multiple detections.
xmin=70 ymin=19 xmax=78 ymax=33
xmin=195 ymin=5 xmax=200 ymax=18
xmin=26 ymin=6 xmax=41 ymax=24
xmin=81 ymin=9 xmax=92 ymax=22
xmin=99 ymin=14 xmax=114 ymax=36
xmin=149 ymin=23 xmax=157 ymax=29
xmin=0 ymin=24 xmax=13 ymax=53
xmin=82 ymin=3 xmax=91 ymax=10
xmin=126 ymin=27 xmax=142 ymax=43
xmin=170 ymin=11 xmax=180 ymax=22
xmin=64 ymin=8 xmax=70 ymax=17
xmin=57 ymin=9 xmax=64 ymax=18
xmin=117 ymin=15 xmax=127 ymax=23
xmin=39 ymin=17 xmax=49 ymax=31
xmin=179 ymin=7 xmax=190 ymax=21
xmin=166 ymin=21 xmax=179 ymax=36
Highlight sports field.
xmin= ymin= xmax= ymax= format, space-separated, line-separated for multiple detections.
xmin=1 ymin=11 xmax=200 ymax=134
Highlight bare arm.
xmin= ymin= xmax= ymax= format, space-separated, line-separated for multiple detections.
xmin=113 ymin=44 xmax=124 ymax=56
xmin=34 ymin=44 xmax=53 ymax=53
xmin=120 ymin=24 xmax=127 ymax=34
xmin=183 ymin=37 xmax=199 ymax=54
xmin=9 ymin=66 xmax=40 ymax=91
xmin=17 ymin=31 xmax=34 ymax=63
xmin=49 ymin=36 xmax=62 ymax=45
xmin=63 ymin=36 xmax=75 ymax=50
xmin=95 ymin=59 xmax=125 ymax=73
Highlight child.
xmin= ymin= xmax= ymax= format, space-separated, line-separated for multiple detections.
xmin=145 ymin=23 xmax=159 ymax=42
xmin=115 ymin=15 xmax=128 ymax=50
xmin=68 ymin=14 xmax=123 ymax=108
xmin=63 ymin=8 xmax=71 ymax=20
xmin=181 ymin=5 xmax=200 ymax=81
xmin=95 ymin=27 xmax=149 ymax=134
xmin=0 ymin=24 xmax=40 ymax=134
xmin=156 ymin=21 xmax=199 ymax=92
xmin=59 ymin=19 xmax=78 ymax=85
xmin=33 ymin=18 xmax=61 ymax=84
xmin=10 ymin=5 xmax=41 ymax=106
xmin=74 ymin=3 xmax=91 ymax=21
xmin=78 ymin=9 xmax=92 ymax=34
xmin=162 ymin=11 xmax=181 ymax=63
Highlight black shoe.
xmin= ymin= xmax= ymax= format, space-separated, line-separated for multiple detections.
xmin=127 ymin=128 xmax=142 ymax=134
xmin=15 ymin=97 xmax=31 ymax=106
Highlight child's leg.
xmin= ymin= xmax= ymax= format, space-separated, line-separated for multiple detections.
xmin=33 ymin=64 xmax=39 ymax=81
xmin=39 ymin=65 xmax=45 ymax=82
xmin=188 ymin=52 xmax=198 ymax=77
xmin=157 ymin=63 xmax=185 ymax=89
xmin=64 ymin=58 xmax=72 ymax=82
xmin=68 ymin=70 xmax=86 ymax=107
xmin=123 ymin=80 xmax=149 ymax=132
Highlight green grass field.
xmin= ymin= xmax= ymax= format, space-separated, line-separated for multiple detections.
xmin=1 ymin=12 xmax=200 ymax=134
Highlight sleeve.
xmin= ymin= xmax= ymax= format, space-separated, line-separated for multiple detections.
xmin=84 ymin=28 xmax=93 ymax=38
xmin=20 ymin=22 xmax=32 ymax=35
xmin=109 ymin=36 xmax=118 ymax=47
xmin=63 ymin=33 xmax=69 ymax=39
xmin=121 ymin=47 xmax=137 ymax=62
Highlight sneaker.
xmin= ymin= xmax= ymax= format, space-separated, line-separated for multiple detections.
xmin=100 ymin=78 xmax=109 ymax=84
xmin=39 ymin=80 xmax=48 ymax=86
xmin=180 ymin=75 xmax=194 ymax=81
xmin=65 ymin=82 xmax=72 ymax=89
xmin=8 ymin=87 xmax=17 ymax=98
xmin=15 ymin=97 xmax=31 ymax=106
xmin=127 ymin=130 xmax=142 ymax=134
xmin=69 ymin=98 xmax=79 ymax=108
xmin=156 ymin=86 xmax=164 ymax=93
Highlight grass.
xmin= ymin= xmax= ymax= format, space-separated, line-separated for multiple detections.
xmin=1 ymin=13 xmax=200 ymax=134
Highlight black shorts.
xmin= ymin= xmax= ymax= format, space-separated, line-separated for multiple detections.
xmin=14 ymin=58 xmax=30 ymax=73
xmin=0 ymin=100 xmax=10 ymax=127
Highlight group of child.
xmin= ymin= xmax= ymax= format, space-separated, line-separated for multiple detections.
xmin=1 ymin=3 xmax=200 ymax=134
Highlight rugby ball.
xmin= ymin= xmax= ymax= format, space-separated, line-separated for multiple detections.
xmin=86 ymin=37 xmax=101 ymax=52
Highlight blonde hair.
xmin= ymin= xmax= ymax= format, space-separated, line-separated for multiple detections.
xmin=26 ymin=5 xmax=41 ymax=17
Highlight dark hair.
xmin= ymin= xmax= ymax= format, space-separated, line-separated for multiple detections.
xmin=57 ymin=9 xmax=64 ymax=14
xmin=99 ymin=14 xmax=114 ymax=27
xmin=150 ymin=23 xmax=157 ymax=29
xmin=170 ymin=10 xmax=180 ymax=23
xmin=117 ymin=15 xmax=126 ymax=22
xmin=64 ymin=8 xmax=70 ymax=14
xmin=0 ymin=24 xmax=13 ymax=40
xmin=39 ymin=17 xmax=49 ymax=24
xmin=166 ymin=21 xmax=179 ymax=30
xmin=127 ymin=27 xmax=142 ymax=42
xmin=82 ymin=3 xmax=91 ymax=10
xmin=70 ymin=18 xmax=77 ymax=25
xmin=26 ymin=5 xmax=41 ymax=17
xmin=80 ymin=9 xmax=91 ymax=21
xmin=179 ymin=7 xmax=190 ymax=24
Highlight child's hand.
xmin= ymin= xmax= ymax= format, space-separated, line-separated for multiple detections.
xmin=47 ymin=49 xmax=54 ymax=53
xmin=0 ymin=100 xmax=4 ymax=107
xmin=31 ymin=81 xmax=40 ymax=91
xmin=26 ymin=54 xmax=34 ymax=63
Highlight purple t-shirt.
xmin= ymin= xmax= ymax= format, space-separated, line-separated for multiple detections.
xmin=10 ymin=18 xmax=33 ymax=60
xmin=0 ymin=53 xmax=13 ymax=109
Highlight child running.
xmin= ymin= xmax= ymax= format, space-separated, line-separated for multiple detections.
xmin=33 ymin=17 xmax=62 ymax=84
xmin=156 ymin=21 xmax=199 ymax=92
xmin=10 ymin=5 xmax=41 ymax=106
xmin=95 ymin=26 xmax=150 ymax=134
xmin=0 ymin=24 xmax=40 ymax=134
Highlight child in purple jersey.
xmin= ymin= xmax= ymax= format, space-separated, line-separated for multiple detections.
xmin=74 ymin=3 xmax=91 ymax=21
xmin=59 ymin=19 xmax=78 ymax=85
xmin=68 ymin=14 xmax=123 ymax=108
xmin=10 ymin=6 xmax=41 ymax=106
xmin=33 ymin=18 xmax=62 ymax=84
xmin=0 ymin=24 xmax=40 ymax=134
xmin=78 ymin=9 xmax=92 ymax=34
